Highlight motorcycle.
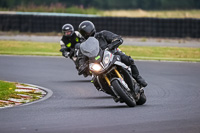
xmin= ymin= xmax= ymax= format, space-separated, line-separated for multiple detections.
xmin=61 ymin=43 xmax=91 ymax=77
xmin=80 ymin=37 xmax=146 ymax=107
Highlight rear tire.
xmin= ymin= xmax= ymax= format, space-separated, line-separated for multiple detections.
xmin=111 ymin=80 xmax=136 ymax=107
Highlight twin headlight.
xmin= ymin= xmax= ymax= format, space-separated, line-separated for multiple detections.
xmin=90 ymin=63 xmax=103 ymax=72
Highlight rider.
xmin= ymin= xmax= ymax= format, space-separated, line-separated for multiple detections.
xmin=60 ymin=23 xmax=90 ymax=77
xmin=59 ymin=23 xmax=83 ymax=59
xmin=78 ymin=20 xmax=148 ymax=87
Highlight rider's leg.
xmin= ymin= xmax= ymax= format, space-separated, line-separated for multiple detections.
xmin=116 ymin=51 xmax=148 ymax=87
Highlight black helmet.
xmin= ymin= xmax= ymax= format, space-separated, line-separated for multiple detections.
xmin=62 ymin=24 xmax=74 ymax=37
xmin=78 ymin=20 xmax=96 ymax=39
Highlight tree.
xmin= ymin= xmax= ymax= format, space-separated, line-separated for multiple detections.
xmin=0 ymin=0 xmax=199 ymax=10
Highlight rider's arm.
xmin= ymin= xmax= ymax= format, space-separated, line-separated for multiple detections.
xmin=75 ymin=31 xmax=85 ymax=43
xmin=102 ymin=30 xmax=123 ymax=49
xmin=59 ymin=40 xmax=70 ymax=58
xmin=60 ymin=40 xmax=66 ymax=49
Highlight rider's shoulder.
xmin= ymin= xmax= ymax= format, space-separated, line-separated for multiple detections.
xmin=100 ymin=30 xmax=111 ymax=34
xmin=95 ymin=30 xmax=110 ymax=37
xmin=101 ymin=30 xmax=116 ymax=36
xmin=75 ymin=31 xmax=83 ymax=38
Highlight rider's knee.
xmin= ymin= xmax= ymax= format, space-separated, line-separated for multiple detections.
xmin=120 ymin=54 xmax=135 ymax=66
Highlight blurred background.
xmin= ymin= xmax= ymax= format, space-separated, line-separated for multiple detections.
xmin=0 ymin=0 xmax=200 ymax=38
xmin=1 ymin=0 xmax=200 ymax=13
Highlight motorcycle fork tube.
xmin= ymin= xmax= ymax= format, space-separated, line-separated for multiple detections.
xmin=114 ymin=69 xmax=123 ymax=79
xmin=104 ymin=68 xmax=123 ymax=86
xmin=104 ymin=76 xmax=111 ymax=86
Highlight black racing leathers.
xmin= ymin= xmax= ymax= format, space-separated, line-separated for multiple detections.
xmin=60 ymin=31 xmax=84 ymax=59
xmin=94 ymin=30 xmax=136 ymax=71
xmin=78 ymin=30 xmax=147 ymax=87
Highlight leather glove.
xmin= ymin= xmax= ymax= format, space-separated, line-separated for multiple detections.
xmin=60 ymin=48 xmax=67 ymax=52
xmin=108 ymin=43 xmax=114 ymax=50
xmin=60 ymin=48 xmax=70 ymax=58
xmin=63 ymin=51 xmax=70 ymax=58
xmin=108 ymin=39 xmax=123 ymax=50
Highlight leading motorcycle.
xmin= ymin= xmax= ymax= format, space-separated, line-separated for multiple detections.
xmin=80 ymin=37 xmax=146 ymax=107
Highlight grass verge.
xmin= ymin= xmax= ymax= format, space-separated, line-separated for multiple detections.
xmin=0 ymin=40 xmax=200 ymax=62
xmin=0 ymin=40 xmax=60 ymax=56
xmin=101 ymin=9 xmax=200 ymax=18
xmin=119 ymin=46 xmax=200 ymax=62
xmin=0 ymin=80 xmax=17 ymax=101
xmin=0 ymin=80 xmax=44 ymax=107
xmin=1 ymin=8 xmax=200 ymax=18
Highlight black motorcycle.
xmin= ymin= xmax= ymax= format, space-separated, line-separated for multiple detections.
xmin=80 ymin=37 xmax=146 ymax=107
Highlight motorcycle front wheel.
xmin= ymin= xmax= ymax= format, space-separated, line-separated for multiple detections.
xmin=111 ymin=79 xmax=136 ymax=107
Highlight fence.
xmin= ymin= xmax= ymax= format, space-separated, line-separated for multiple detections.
xmin=0 ymin=14 xmax=200 ymax=38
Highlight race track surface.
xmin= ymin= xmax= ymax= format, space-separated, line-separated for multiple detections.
xmin=0 ymin=56 xmax=200 ymax=133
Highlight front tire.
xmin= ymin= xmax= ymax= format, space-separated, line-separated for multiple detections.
xmin=111 ymin=80 xmax=136 ymax=107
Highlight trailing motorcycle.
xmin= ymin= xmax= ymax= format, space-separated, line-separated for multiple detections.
xmin=61 ymin=43 xmax=91 ymax=77
xmin=80 ymin=37 xmax=146 ymax=107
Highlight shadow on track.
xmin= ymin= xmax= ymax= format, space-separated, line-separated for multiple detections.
xmin=67 ymin=104 xmax=150 ymax=111
xmin=54 ymin=80 xmax=91 ymax=83
xmin=74 ymin=96 xmax=113 ymax=100
xmin=69 ymin=105 xmax=128 ymax=110
xmin=67 ymin=80 xmax=91 ymax=83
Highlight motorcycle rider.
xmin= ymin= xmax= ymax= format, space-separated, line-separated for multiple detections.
xmin=60 ymin=23 xmax=83 ymax=59
xmin=60 ymin=23 xmax=88 ymax=76
xmin=78 ymin=20 xmax=148 ymax=87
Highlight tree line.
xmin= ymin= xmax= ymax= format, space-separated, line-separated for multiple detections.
xmin=0 ymin=0 xmax=200 ymax=10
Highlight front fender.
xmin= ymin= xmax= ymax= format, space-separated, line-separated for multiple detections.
xmin=111 ymin=78 xmax=130 ymax=91
xmin=114 ymin=61 xmax=127 ymax=68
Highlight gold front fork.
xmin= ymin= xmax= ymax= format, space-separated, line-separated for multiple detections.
xmin=104 ymin=68 xmax=123 ymax=86
xmin=114 ymin=69 xmax=123 ymax=79
xmin=104 ymin=76 xmax=111 ymax=86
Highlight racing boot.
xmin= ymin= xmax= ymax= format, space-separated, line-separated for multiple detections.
xmin=131 ymin=64 xmax=148 ymax=87
xmin=135 ymin=75 xmax=148 ymax=87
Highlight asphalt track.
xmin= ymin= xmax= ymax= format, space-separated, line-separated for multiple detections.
xmin=0 ymin=55 xmax=200 ymax=133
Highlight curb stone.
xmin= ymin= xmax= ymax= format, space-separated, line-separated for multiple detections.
xmin=0 ymin=82 xmax=53 ymax=109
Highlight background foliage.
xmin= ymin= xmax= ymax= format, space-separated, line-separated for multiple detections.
xmin=0 ymin=0 xmax=200 ymax=10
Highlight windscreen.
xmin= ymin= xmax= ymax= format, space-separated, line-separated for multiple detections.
xmin=80 ymin=37 xmax=100 ymax=58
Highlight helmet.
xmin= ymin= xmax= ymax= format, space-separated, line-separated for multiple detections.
xmin=78 ymin=20 xmax=96 ymax=39
xmin=62 ymin=24 xmax=74 ymax=37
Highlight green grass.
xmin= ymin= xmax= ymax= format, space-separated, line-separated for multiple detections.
xmin=1 ymin=5 xmax=200 ymax=18
xmin=0 ymin=80 xmax=17 ymax=100
xmin=0 ymin=40 xmax=200 ymax=62
xmin=102 ymin=9 xmax=200 ymax=18
xmin=0 ymin=40 xmax=60 ymax=56
xmin=0 ymin=80 xmax=43 ymax=107
xmin=120 ymin=46 xmax=200 ymax=62
xmin=0 ymin=6 xmax=100 ymax=15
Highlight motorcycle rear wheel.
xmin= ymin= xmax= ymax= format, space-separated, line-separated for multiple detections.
xmin=111 ymin=80 xmax=136 ymax=107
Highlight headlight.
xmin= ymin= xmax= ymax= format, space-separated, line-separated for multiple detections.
xmin=90 ymin=63 xmax=103 ymax=72
xmin=103 ymin=56 xmax=110 ymax=65
xmin=103 ymin=53 xmax=112 ymax=66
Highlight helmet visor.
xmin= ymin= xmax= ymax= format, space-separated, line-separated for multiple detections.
xmin=82 ymin=30 xmax=95 ymax=39
xmin=63 ymin=31 xmax=73 ymax=37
